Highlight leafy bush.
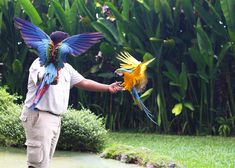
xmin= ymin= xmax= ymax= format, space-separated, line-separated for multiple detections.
xmin=0 ymin=86 xmax=19 ymax=112
xmin=0 ymin=87 xmax=25 ymax=147
xmin=58 ymin=108 xmax=107 ymax=152
xmin=0 ymin=87 xmax=107 ymax=151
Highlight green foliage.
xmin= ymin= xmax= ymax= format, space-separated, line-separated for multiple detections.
xmin=0 ymin=88 xmax=107 ymax=152
xmin=216 ymin=116 xmax=235 ymax=136
xmin=1 ymin=0 xmax=235 ymax=135
xmin=0 ymin=86 xmax=19 ymax=112
xmin=18 ymin=0 xmax=42 ymax=26
xmin=0 ymin=87 xmax=24 ymax=147
xmin=58 ymin=108 xmax=107 ymax=152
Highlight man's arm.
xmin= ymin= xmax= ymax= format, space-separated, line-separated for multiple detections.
xmin=74 ymin=79 xmax=123 ymax=94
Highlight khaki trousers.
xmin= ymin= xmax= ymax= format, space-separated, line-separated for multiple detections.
xmin=21 ymin=107 xmax=61 ymax=168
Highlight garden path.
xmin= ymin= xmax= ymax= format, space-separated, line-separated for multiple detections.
xmin=0 ymin=147 xmax=141 ymax=168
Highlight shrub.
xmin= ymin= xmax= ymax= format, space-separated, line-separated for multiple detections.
xmin=57 ymin=108 xmax=107 ymax=152
xmin=0 ymin=87 xmax=107 ymax=151
xmin=0 ymin=87 xmax=25 ymax=147
xmin=0 ymin=86 xmax=19 ymax=112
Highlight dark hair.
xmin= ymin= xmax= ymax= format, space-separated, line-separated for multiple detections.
xmin=50 ymin=31 xmax=69 ymax=45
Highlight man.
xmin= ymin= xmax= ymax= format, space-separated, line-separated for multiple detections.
xmin=20 ymin=57 xmax=123 ymax=168
xmin=14 ymin=17 xmax=123 ymax=168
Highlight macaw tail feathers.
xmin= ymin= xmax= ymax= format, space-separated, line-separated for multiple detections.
xmin=138 ymin=98 xmax=158 ymax=125
xmin=29 ymin=64 xmax=57 ymax=110
xmin=29 ymin=79 xmax=49 ymax=110
xmin=131 ymin=87 xmax=157 ymax=125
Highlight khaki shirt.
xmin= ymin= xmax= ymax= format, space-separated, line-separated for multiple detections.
xmin=23 ymin=58 xmax=84 ymax=115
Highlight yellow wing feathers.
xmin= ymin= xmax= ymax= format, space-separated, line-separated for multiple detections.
xmin=117 ymin=52 xmax=155 ymax=92
xmin=116 ymin=51 xmax=158 ymax=124
xmin=117 ymin=52 xmax=141 ymax=70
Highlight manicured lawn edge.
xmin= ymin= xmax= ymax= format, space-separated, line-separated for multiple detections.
xmin=100 ymin=144 xmax=183 ymax=168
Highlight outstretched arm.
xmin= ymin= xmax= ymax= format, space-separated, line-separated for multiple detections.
xmin=75 ymin=79 xmax=123 ymax=94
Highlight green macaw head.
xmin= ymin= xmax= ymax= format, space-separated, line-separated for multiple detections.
xmin=114 ymin=68 xmax=133 ymax=76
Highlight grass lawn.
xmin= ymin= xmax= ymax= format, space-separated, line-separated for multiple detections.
xmin=106 ymin=132 xmax=235 ymax=168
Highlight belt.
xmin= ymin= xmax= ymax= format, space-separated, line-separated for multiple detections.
xmin=35 ymin=108 xmax=60 ymax=117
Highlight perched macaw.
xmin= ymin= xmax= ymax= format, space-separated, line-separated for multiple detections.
xmin=14 ymin=17 xmax=103 ymax=109
xmin=115 ymin=52 xmax=157 ymax=124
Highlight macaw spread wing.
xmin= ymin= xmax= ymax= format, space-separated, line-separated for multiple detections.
xmin=14 ymin=17 xmax=52 ymax=66
xmin=58 ymin=32 xmax=103 ymax=66
xmin=117 ymin=52 xmax=141 ymax=70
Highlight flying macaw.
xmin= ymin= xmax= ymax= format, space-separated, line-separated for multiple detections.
xmin=14 ymin=17 xmax=103 ymax=109
xmin=115 ymin=51 xmax=157 ymax=124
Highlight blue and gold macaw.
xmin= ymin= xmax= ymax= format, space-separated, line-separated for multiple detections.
xmin=14 ymin=17 xmax=103 ymax=109
xmin=115 ymin=51 xmax=157 ymax=124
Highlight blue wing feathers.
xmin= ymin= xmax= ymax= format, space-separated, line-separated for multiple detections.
xmin=14 ymin=17 xmax=49 ymax=39
xmin=59 ymin=32 xmax=103 ymax=59
xmin=14 ymin=17 xmax=51 ymax=66
xmin=15 ymin=18 xmax=104 ymax=107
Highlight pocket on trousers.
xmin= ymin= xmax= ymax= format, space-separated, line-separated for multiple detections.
xmin=25 ymin=140 xmax=43 ymax=163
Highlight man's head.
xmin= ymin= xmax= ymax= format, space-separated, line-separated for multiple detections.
xmin=50 ymin=31 xmax=69 ymax=45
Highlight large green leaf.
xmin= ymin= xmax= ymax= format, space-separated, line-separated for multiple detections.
xmin=64 ymin=0 xmax=70 ymax=12
xmin=69 ymin=0 xmax=79 ymax=34
xmin=51 ymin=0 xmax=70 ymax=32
xmin=19 ymin=0 xmax=42 ymax=26
xmin=220 ymin=0 xmax=235 ymax=43
xmin=180 ymin=0 xmax=194 ymax=26
xmin=0 ymin=12 xmax=2 ymax=33
xmin=216 ymin=42 xmax=232 ymax=68
xmin=105 ymin=2 xmax=126 ymax=22
xmin=77 ymin=0 xmax=95 ymax=21
xmin=140 ymin=88 xmax=153 ymax=102
xmin=127 ymin=33 xmax=145 ymax=51
xmin=99 ymin=42 xmax=115 ymax=57
xmin=154 ymin=0 xmax=173 ymax=25
xmin=195 ymin=0 xmax=227 ymax=37
xmin=196 ymin=19 xmax=214 ymax=68
xmin=143 ymin=52 xmax=154 ymax=62
xmin=196 ymin=20 xmax=213 ymax=56
xmin=164 ymin=61 xmax=179 ymax=81
xmin=137 ymin=0 xmax=151 ymax=12
xmin=12 ymin=59 xmax=22 ymax=75
xmin=184 ymin=102 xmax=195 ymax=111
xmin=171 ymin=92 xmax=181 ymax=101
xmin=179 ymin=63 xmax=187 ymax=92
xmin=188 ymin=47 xmax=206 ymax=70
xmin=122 ymin=0 xmax=131 ymax=20
xmin=91 ymin=20 xmax=117 ymax=44
xmin=220 ymin=0 xmax=235 ymax=38
xmin=157 ymin=93 xmax=161 ymax=125
xmin=97 ymin=18 xmax=119 ymax=43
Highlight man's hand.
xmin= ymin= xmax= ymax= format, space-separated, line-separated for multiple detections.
xmin=108 ymin=81 xmax=124 ymax=94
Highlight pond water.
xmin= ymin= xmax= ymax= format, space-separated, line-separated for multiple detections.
xmin=0 ymin=147 xmax=141 ymax=168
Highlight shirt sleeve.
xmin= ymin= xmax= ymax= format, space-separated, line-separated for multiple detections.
xmin=67 ymin=64 xmax=85 ymax=87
